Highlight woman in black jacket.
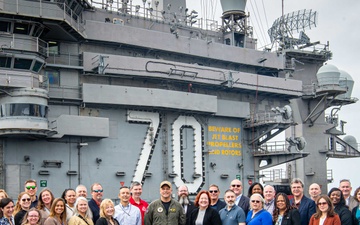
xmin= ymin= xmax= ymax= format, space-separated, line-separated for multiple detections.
xmin=189 ymin=190 xmax=222 ymax=225
xmin=328 ymin=187 xmax=352 ymax=225
xmin=95 ymin=199 xmax=118 ymax=225
xmin=273 ymin=193 xmax=300 ymax=225
xmin=14 ymin=192 xmax=32 ymax=225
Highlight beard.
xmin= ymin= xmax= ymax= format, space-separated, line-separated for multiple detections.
xmin=226 ymin=201 xmax=235 ymax=207
xmin=178 ymin=196 xmax=189 ymax=205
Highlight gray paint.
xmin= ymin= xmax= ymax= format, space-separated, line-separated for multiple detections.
xmin=49 ymin=115 xmax=109 ymax=138
xmin=83 ymin=83 xmax=218 ymax=113
xmin=216 ymin=99 xmax=250 ymax=118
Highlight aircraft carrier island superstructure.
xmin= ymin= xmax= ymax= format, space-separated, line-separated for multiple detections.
xmin=0 ymin=0 xmax=358 ymax=200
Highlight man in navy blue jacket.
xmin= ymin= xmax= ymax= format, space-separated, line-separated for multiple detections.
xmin=230 ymin=179 xmax=250 ymax=216
xmin=88 ymin=182 xmax=104 ymax=224
xmin=290 ymin=178 xmax=316 ymax=225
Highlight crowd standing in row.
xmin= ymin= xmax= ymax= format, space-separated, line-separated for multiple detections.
xmin=0 ymin=178 xmax=359 ymax=225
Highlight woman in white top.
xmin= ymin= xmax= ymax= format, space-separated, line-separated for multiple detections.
xmin=61 ymin=189 xmax=76 ymax=222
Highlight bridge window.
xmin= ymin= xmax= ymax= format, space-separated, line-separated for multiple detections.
xmin=32 ymin=60 xmax=44 ymax=73
xmin=0 ymin=21 xmax=11 ymax=33
xmin=14 ymin=22 xmax=30 ymax=35
xmin=14 ymin=58 xmax=32 ymax=70
xmin=32 ymin=24 xmax=44 ymax=37
xmin=1 ymin=104 xmax=48 ymax=118
xmin=0 ymin=56 xmax=12 ymax=68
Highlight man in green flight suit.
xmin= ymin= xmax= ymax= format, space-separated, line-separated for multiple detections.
xmin=144 ymin=181 xmax=186 ymax=225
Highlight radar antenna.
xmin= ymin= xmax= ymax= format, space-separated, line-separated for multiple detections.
xmin=268 ymin=9 xmax=317 ymax=49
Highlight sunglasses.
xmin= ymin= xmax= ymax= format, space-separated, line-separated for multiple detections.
xmin=231 ymin=184 xmax=241 ymax=188
xmin=209 ymin=190 xmax=218 ymax=193
xmin=93 ymin=189 xmax=103 ymax=193
xmin=317 ymin=202 xmax=327 ymax=206
xmin=251 ymin=200 xmax=261 ymax=203
xmin=22 ymin=198 xmax=31 ymax=202
xmin=26 ymin=186 xmax=36 ymax=190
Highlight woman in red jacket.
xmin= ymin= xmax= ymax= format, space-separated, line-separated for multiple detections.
xmin=309 ymin=195 xmax=340 ymax=225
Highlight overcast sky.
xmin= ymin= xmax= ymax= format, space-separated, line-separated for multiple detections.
xmin=131 ymin=0 xmax=360 ymax=191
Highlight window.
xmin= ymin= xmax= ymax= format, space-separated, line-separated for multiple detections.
xmin=1 ymin=103 xmax=48 ymax=118
xmin=32 ymin=24 xmax=44 ymax=37
xmin=48 ymin=41 xmax=59 ymax=55
xmin=32 ymin=61 xmax=44 ymax=73
xmin=14 ymin=58 xmax=32 ymax=70
xmin=45 ymin=70 xmax=60 ymax=86
xmin=13 ymin=22 xmax=30 ymax=35
xmin=0 ymin=21 xmax=11 ymax=33
xmin=0 ymin=56 xmax=12 ymax=68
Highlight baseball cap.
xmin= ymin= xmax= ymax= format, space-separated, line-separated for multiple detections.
xmin=160 ymin=181 xmax=172 ymax=188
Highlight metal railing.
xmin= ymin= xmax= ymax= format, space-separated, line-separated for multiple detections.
xmin=0 ymin=71 xmax=40 ymax=88
xmin=259 ymin=141 xmax=288 ymax=153
xmin=302 ymin=76 xmax=353 ymax=96
xmin=89 ymin=0 xmax=221 ymax=31
xmin=39 ymin=75 xmax=81 ymax=100
xmin=261 ymin=168 xmax=287 ymax=182
xmin=46 ymin=52 xmax=82 ymax=67
xmin=261 ymin=168 xmax=334 ymax=183
xmin=0 ymin=33 xmax=48 ymax=56
xmin=47 ymin=85 xmax=82 ymax=100
xmin=3 ymin=0 xmax=85 ymax=33
xmin=252 ymin=112 xmax=276 ymax=123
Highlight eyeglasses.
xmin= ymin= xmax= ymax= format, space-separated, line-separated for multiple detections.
xmin=26 ymin=186 xmax=36 ymax=190
xmin=28 ymin=215 xmax=39 ymax=218
xmin=231 ymin=184 xmax=241 ymax=187
xmin=251 ymin=200 xmax=261 ymax=203
xmin=209 ymin=190 xmax=218 ymax=193
xmin=22 ymin=198 xmax=31 ymax=202
xmin=93 ymin=189 xmax=103 ymax=193
xmin=317 ymin=202 xmax=327 ymax=206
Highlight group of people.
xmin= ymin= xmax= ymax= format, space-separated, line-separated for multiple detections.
xmin=0 ymin=178 xmax=360 ymax=225
xmin=0 ymin=180 xmax=148 ymax=225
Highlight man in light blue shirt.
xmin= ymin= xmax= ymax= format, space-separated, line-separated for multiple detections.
xmin=115 ymin=186 xmax=141 ymax=225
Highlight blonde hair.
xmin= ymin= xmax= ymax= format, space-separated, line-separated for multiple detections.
xmin=13 ymin=192 xmax=31 ymax=215
xmin=21 ymin=208 xmax=42 ymax=225
xmin=0 ymin=189 xmax=9 ymax=199
xmin=99 ymin=199 xmax=115 ymax=218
